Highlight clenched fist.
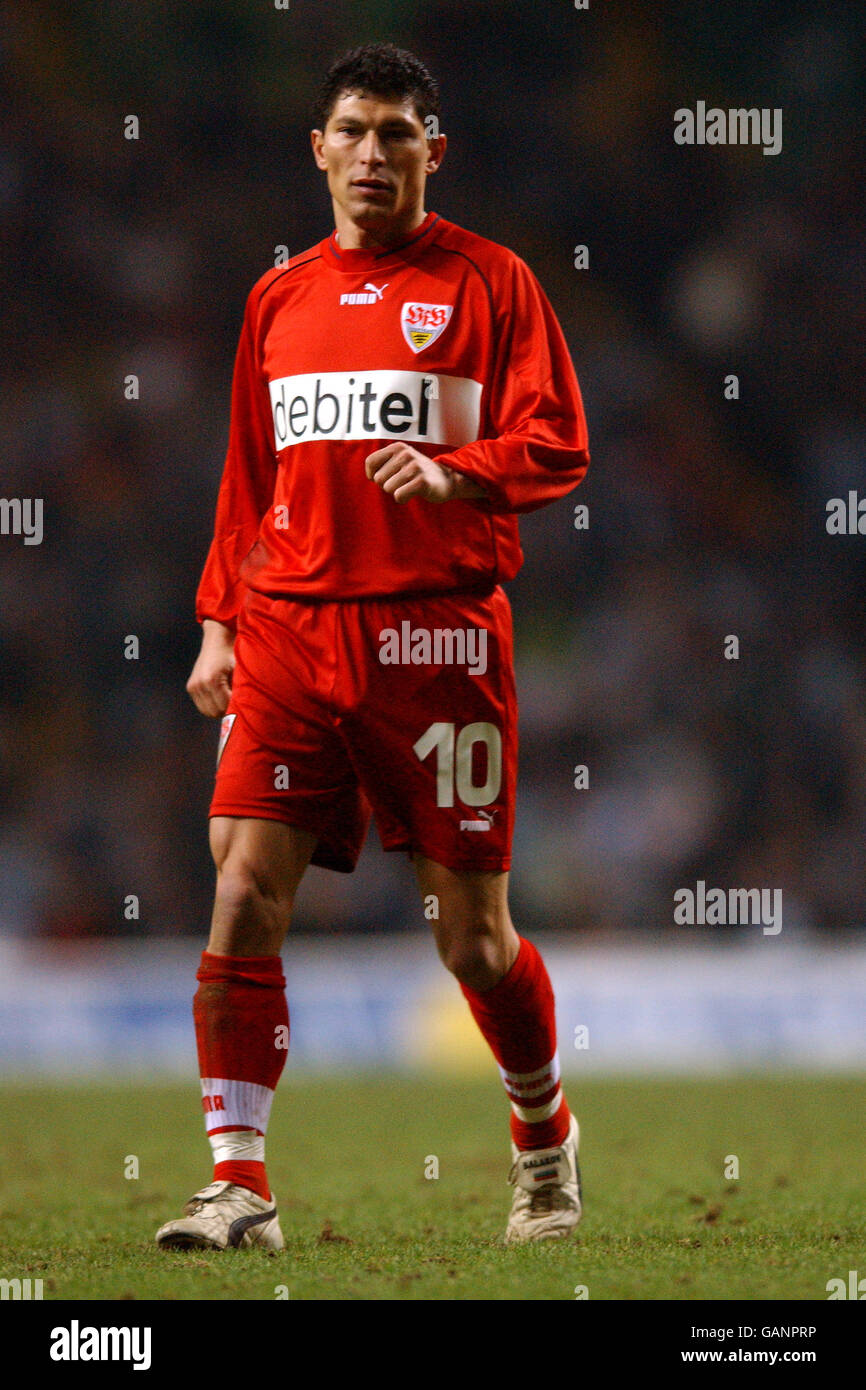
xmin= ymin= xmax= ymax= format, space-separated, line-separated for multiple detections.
xmin=186 ymin=619 xmax=236 ymax=717
xmin=365 ymin=442 xmax=485 ymax=503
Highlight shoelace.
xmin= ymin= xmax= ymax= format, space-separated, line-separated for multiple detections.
xmin=186 ymin=1188 xmax=222 ymax=1215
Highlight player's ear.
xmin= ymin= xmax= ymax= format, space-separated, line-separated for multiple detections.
xmin=426 ymin=132 xmax=446 ymax=175
xmin=311 ymin=129 xmax=328 ymax=170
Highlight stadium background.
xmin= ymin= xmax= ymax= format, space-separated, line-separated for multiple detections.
xmin=1 ymin=0 xmax=864 ymax=1077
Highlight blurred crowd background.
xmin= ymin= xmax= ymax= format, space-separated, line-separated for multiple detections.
xmin=0 ymin=0 xmax=863 ymax=940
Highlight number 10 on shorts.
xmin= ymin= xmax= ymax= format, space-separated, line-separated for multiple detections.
xmin=413 ymin=721 xmax=502 ymax=807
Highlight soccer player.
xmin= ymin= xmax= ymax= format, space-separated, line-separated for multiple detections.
xmin=156 ymin=42 xmax=590 ymax=1252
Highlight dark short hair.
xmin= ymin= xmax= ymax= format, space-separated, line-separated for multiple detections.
xmin=312 ymin=42 xmax=440 ymax=131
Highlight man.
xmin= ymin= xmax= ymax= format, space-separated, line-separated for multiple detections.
xmin=156 ymin=42 xmax=589 ymax=1253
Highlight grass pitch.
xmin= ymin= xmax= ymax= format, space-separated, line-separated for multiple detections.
xmin=1 ymin=1075 xmax=863 ymax=1301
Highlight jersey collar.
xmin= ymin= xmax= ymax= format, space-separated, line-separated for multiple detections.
xmin=323 ymin=211 xmax=442 ymax=273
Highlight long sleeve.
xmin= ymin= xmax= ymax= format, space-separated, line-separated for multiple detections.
xmin=434 ymin=257 xmax=589 ymax=514
xmin=195 ymin=290 xmax=278 ymax=629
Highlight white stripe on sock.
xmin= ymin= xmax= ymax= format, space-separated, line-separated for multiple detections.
xmin=503 ymin=1074 xmax=558 ymax=1100
xmin=498 ymin=1051 xmax=561 ymax=1093
xmin=510 ymin=1089 xmax=564 ymax=1124
xmin=209 ymin=1129 xmax=266 ymax=1166
xmin=200 ymin=1077 xmax=275 ymax=1134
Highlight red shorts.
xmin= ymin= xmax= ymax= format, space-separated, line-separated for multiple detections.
xmin=210 ymin=586 xmax=518 ymax=873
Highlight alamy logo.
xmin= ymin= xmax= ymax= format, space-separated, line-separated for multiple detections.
xmin=0 ymin=1277 xmax=43 ymax=1300
xmin=269 ymin=370 xmax=481 ymax=450
xmin=378 ymin=622 xmax=488 ymax=676
xmin=50 ymin=1321 xmax=152 ymax=1371
xmin=674 ymin=102 xmax=782 ymax=156
xmin=340 ymin=281 xmax=389 ymax=305
xmin=674 ymin=881 xmax=782 ymax=935
xmin=0 ymin=497 xmax=43 ymax=545
xmin=826 ymin=491 xmax=866 ymax=534
xmin=827 ymin=1270 xmax=866 ymax=1299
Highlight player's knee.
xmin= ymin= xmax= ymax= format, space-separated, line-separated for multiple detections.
xmin=438 ymin=922 xmax=511 ymax=990
xmin=212 ymin=860 xmax=288 ymax=932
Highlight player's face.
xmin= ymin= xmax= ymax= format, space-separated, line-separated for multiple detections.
xmin=312 ymin=91 xmax=445 ymax=241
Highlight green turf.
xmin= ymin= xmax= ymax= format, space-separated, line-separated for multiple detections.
xmin=0 ymin=1076 xmax=863 ymax=1301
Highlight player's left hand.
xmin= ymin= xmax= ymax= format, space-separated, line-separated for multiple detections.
xmin=365 ymin=442 xmax=457 ymax=503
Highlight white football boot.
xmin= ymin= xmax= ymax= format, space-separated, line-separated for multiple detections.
xmin=505 ymin=1112 xmax=582 ymax=1244
xmin=155 ymin=1180 xmax=284 ymax=1251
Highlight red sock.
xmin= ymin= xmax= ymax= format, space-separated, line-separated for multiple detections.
xmin=193 ymin=951 xmax=288 ymax=1200
xmin=461 ymin=936 xmax=570 ymax=1150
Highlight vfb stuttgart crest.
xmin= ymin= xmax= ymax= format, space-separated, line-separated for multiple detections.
xmin=401 ymin=302 xmax=453 ymax=354
xmin=216 ymin=712 xmax=236 ymax=766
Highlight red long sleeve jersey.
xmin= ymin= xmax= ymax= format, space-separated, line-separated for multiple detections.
xmin=195 ymin=210 xmax=590 ymax=626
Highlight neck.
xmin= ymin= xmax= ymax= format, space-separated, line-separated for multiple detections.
xmin=333 ymin=206 xmax=427 ymax=250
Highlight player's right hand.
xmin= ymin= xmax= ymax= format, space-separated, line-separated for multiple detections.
xmin=186 ymin=619 xmax=236 ymax=717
